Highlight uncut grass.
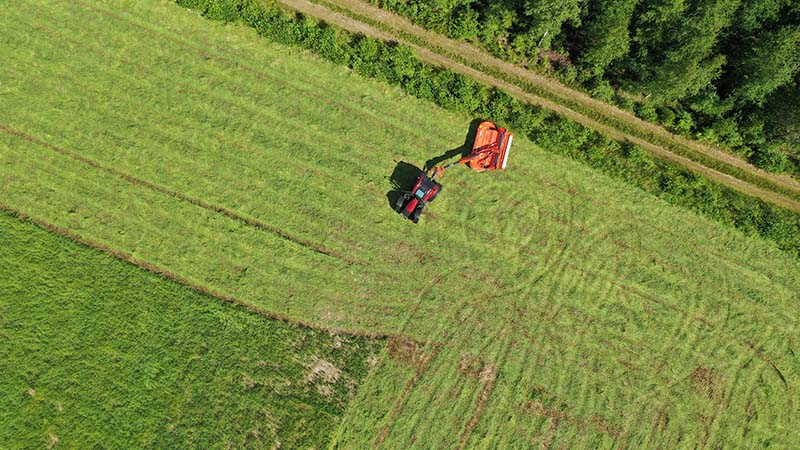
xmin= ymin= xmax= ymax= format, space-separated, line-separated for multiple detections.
xmin=3 ymin=0 xmax=800 ymax=447
xmin=0 ymin=210 xmax=382 ymax=449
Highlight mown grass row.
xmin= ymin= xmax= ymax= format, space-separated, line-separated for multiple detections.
xmin=0 ymin=210 xmax=382 ymax=449
xmin=176 ymin=0 xmax=800 ymax=258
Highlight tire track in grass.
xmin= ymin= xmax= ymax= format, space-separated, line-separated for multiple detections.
xmin=0 ymin=124 xmax=363 ymax=265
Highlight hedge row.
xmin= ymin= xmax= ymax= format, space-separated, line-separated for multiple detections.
xmin=175 ymin=0 xmax=800 ymax=258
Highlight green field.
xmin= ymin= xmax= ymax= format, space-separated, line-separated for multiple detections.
xmin=1 ymin=0 xmax=799 ymax=448
xmin=0 ymin=211 xmax=381 ymax=448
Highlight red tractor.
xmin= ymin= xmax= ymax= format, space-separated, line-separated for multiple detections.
xmin=394 ymin=174 xmax=442 ymax=223
xmin=394 ymin=121 xmax=512 ymax=223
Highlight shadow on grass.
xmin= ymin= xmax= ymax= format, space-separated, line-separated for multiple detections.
xmin=423 ymin=118 xmax=484 ymax=171
xmin=386 ymin=161 xmax=423 ymax=211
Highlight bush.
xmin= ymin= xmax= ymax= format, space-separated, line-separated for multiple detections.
xmin=635 ymin=102 xmax=658 ymax=122
xmin=751 ymin=144 xmax=789 ymax=173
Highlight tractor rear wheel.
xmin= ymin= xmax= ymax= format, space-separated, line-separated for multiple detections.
xmin=395 ymin=194 xmax=406 ymax=212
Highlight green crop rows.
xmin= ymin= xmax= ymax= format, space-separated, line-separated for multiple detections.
xmin=1 ymin=0 xmax=799 ymax=448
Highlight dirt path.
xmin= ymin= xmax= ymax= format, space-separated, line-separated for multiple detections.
xmin=277 ymin=0 xmax=800 ymax=213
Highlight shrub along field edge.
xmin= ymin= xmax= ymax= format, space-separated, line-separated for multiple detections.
xmin=175 ymin=0 xmax=800 ymax=258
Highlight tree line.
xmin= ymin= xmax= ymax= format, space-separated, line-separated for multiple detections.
xmin=370 ymin=0 xmax=800 ymax=174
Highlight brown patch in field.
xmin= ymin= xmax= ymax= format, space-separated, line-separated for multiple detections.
xmin=387 ymin=336 xmax=427 ymax=369
xmin=688 ymin=366 xmax=728 ymax=449
xmin=47 ymin=434 xmax=59 ymax=449
xmin=539 ymin=416 xmax=559 ymax=450
xmin=653 ymin=407 xmax=669 ymax=432
xmin=27 ymin=388 xmax=35 ymax=398
xmin=316 ymin=384 xmax=334 ymax=396
xmin=303 ymin=359 xmax=343 ymax=397
xmin=307 ymin=359 xmax=342 ymax=384
xmin=243 ymin=375 xmax=256 ymax=390
xmin=690 ymin=366 xmax=722 ymax=399
xmin=366 ymin=353 xmax=380 ymax=369
xmin=457 ymin=354 xmax=486 ymax=379
xmin=393 ymin=241 xmax=428 ymax=264
xmin=521 ymin=397 xmax=620 ymax=439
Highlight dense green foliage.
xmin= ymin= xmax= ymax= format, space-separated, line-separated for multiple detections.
xmin=0 ymin=211 xmax=381 ymax=449
xmin=177 ymin=0 xmax=800 ymax=257
xmin=4 ymin=1 xmax=800 ymax=447
xmin=367 ymin=0 xmax=800 ymax=174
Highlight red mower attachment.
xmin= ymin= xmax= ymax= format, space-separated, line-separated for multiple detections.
xmin=432 ymin=121 xmax=512 ymax=178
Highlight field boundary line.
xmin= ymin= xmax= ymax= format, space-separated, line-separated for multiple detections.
xmin=0 ymin=123 xmax=362 ymax=265
xmin=275 ymin=0 xmax=800 ymax=213
xmin=0 ymin=204 xmax=389 ymax=339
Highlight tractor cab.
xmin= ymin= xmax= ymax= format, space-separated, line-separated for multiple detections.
xmin=394 ymin=174 xmax=442 ymax=223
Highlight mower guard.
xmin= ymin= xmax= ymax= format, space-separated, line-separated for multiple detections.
xmin=466 ymin=121 xmax=512 ymax=172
